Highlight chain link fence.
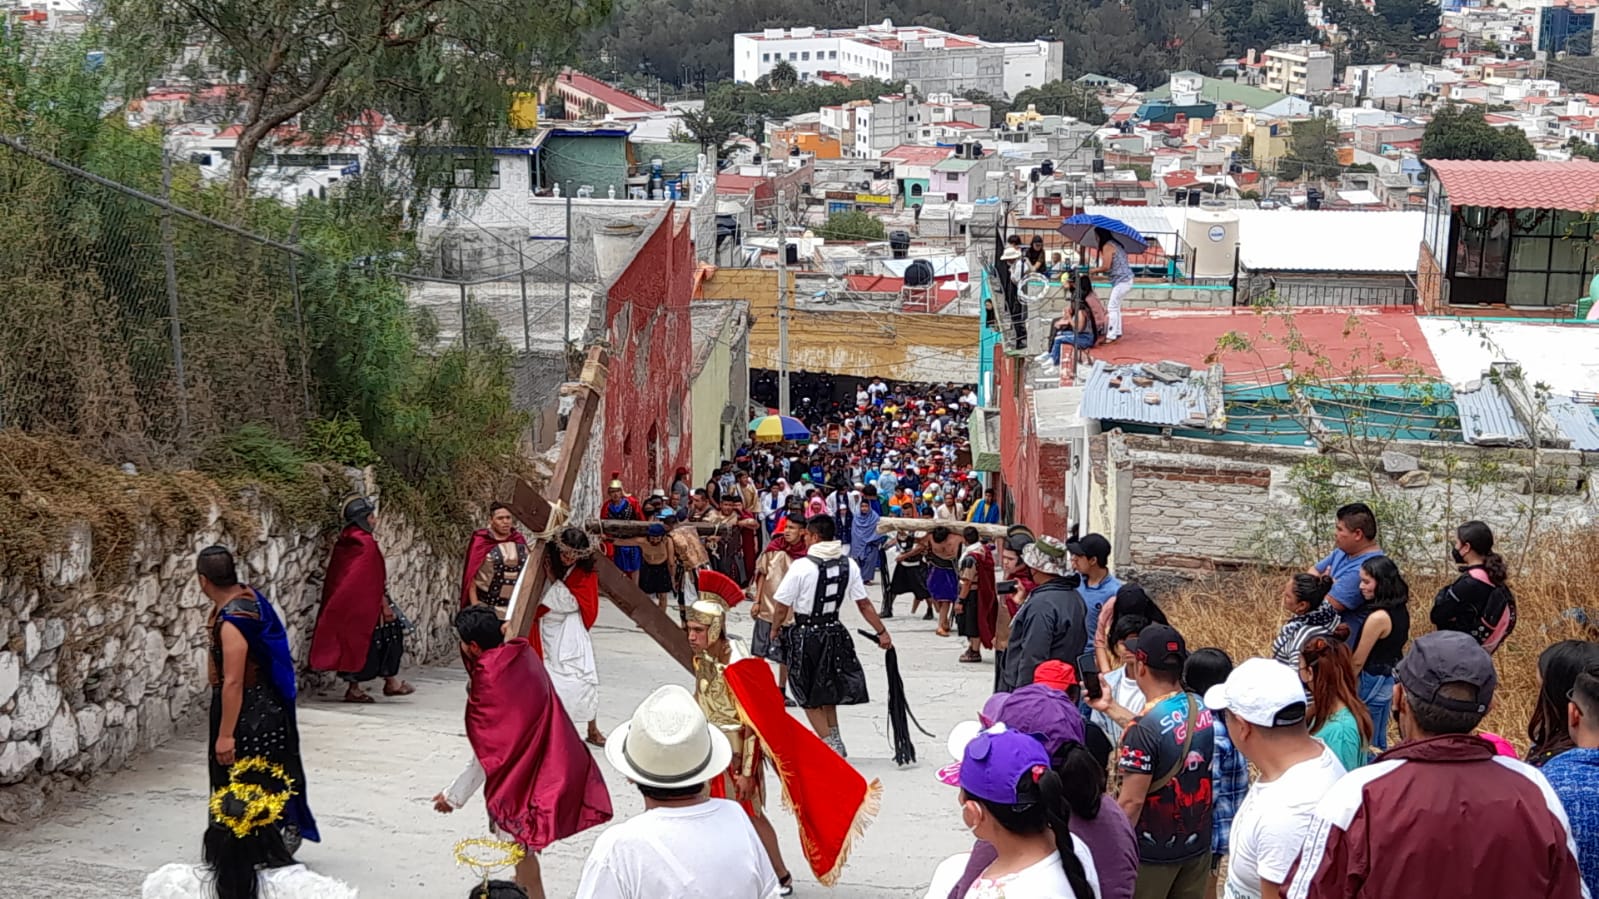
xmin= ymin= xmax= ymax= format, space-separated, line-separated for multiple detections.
xmin=0 ymin=136 xmax=315 ymax=465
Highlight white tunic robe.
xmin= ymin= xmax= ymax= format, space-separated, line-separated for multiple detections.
xmin=143 ymin=863 xmax=357 ymax=899
xmin=540 ymin=579 xmax=599 ymax=727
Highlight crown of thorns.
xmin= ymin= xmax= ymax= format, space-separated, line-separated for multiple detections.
xmin=553 ymin=529 xmax=599 ymax=559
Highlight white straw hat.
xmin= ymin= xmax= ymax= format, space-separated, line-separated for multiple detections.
xmin=605 ymin=685 xmax=732 ymax=788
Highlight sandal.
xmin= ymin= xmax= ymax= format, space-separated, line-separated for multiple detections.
xmin=936 ymin=626 xmax=951 ymax=637
xmin=779 ymin=872 xmax=794 ymax=897
xmin=382 ymin=681 xmax=415 ymax=697
xmin=586 ymin=731 xmax=608 ymax=748
xmin=959 ymin=650 xmax=982 ymax=663
xmin=342 ymin=691 xmax=375 ymax=704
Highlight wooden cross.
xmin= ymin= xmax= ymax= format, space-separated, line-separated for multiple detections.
xmin=500 ymin=346 xmax=694 ymax=673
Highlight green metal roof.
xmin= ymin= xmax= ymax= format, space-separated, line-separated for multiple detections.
xmin=932 ymin=157 xmax=982 ymax=173
xmin=1144 ymin=78 xmax=1289 ymax=111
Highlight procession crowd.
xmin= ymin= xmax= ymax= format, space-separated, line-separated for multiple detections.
xmin=154 ymin=375 xmax=1599 ymax=899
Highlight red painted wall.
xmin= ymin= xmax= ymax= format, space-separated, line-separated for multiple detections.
xmin=601 ymin=208 xmax=695 ymax=493
xmin=995 ymin=345 xmax=1069 ymax=539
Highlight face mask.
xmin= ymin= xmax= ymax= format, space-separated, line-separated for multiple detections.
xmin=1450 ymin=546 xmax=1466 ymax=565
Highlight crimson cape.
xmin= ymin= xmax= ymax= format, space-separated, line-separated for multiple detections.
xmin=724 ymin=657 xmax=880 ymax=885
xmin=309 ymin=525 xmax=385 ymax=673
xmin=464 ymin=638 xmax=612 ymax=849
xmin=972 ymin=544 xmax=998 ymax=650
xmin=460 ymin=528 xmax=527 ymax=609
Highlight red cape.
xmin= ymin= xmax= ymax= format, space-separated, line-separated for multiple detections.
xmin=309 ymin=526 xmax=386 ymax=672
xmin=724 ymin=657 xmax=880 ymax=886
xmin=972 ymin=545 xmax=998 ymax=650
xmin=532 ymin=567 xmax=600 ymax=659
xmin=460 ymin=529 xmax=527 ymax=609
xmin=464 ymin=638 xmax=612 ymax=850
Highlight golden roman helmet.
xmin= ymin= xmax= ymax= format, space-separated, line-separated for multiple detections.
xmin=687 ymin=597 xmax=730 ymax=642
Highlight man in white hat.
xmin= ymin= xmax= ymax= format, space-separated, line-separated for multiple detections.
xmin=1204 ymin=658 xmax=1346 ymax=899
xmin=575 ymin=684 xmax=780 ymax=899
xmin=997 ymin=535 xmax=1089 ymax=691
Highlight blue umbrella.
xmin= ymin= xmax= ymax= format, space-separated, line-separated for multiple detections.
xmin=1058 ymin=214 xmax=1149 ymax=254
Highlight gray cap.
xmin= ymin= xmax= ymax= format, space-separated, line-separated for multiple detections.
xmin=1396 ymin=631 xmax=1498 ymax=714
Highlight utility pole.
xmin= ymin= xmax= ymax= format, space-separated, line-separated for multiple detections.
xmin=776 ymin=189 xmax=790 ymax=415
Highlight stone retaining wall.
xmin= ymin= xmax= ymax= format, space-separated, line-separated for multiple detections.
xmin=0 ymin=476 xmax=459 ymax=821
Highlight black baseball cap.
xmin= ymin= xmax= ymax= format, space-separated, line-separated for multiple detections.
xmin=1130 ymin=624 xmax=1189 ymax=672
xmin=1067 ymin=533 xmax=1111 ymax=564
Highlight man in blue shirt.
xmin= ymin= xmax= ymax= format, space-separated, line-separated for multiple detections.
xmin=1309 ymin=502 xmax=1384 ymax=644
xmin=1068 ymin=533 xmax=1121 ymax=650
xmin=1544 ymin=665 xmax=1599 ymax=899
xmin=966 ymin=488 xmax=1001 ymax=524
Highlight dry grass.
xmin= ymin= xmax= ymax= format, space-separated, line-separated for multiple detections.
xmin=1161 ymin=528 xmax=1599 ymax=752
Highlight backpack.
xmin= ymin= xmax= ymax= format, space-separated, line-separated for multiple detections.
xmin=1474 ymin=583 xmax=1517 ymax=653
xmin=1442 ymin=573 xmax=1518 ymax=654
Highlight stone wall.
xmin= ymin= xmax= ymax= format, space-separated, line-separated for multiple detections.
xmin=1093 ymin=429 xmax=1596 ymax=575
xmin=0 ymin=476 xmax=458 ymax=820
xmin=1126 ymin=454 xmax=1274 ymax=569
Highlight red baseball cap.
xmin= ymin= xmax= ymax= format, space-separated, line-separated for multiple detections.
xmin=1033 ymin=660 xmax=1078 ymax=692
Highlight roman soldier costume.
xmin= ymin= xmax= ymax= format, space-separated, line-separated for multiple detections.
xmin=687 ymin=596 xmax=882 ymax=887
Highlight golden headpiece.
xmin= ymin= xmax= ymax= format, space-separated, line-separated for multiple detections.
xmin=687 ymin=597 xmax=730 ymax=642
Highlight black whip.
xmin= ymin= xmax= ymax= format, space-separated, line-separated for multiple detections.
xmin=856 ymin=629 xmax=935 ymax=765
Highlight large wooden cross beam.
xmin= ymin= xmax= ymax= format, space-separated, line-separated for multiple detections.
xmin=500 ymin=346 xmax=693 ymax=673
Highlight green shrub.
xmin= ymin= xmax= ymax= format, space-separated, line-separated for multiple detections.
xmin=302 ymin=417 xmax=380 ymax=468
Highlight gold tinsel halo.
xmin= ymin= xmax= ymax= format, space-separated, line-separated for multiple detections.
xmin=228 ymin=756 xmax=295 ymax=794
xmin=208 ymin=782 xmax=288 ymax=839
xmin=453 ymin=836 xmax=525 ymax=877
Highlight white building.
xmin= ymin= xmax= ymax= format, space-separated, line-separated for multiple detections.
xmin=1262 ymin=43 xmax=1335 ymax=97
xmin=732 ymin=21 xmax=1062 ymax=100
xmin=1344 ymin=63 xmax=1427 ymax=99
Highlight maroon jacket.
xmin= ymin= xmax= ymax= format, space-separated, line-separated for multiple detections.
xmin=1287 ymin=733 xmax=1587 ymax=899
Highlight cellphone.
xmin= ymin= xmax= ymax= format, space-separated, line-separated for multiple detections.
xmin=995 ymin=580 xmax=1018 ymax=596
xmin=1077 ymin=651 xmax=1102 ymax=702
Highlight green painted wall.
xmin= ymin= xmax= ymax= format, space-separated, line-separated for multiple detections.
xmin=540 ymin=135 xmax=629 ymax=199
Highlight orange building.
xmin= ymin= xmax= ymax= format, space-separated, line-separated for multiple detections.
xmin=770 ymin=129 xmax=843 ymax=160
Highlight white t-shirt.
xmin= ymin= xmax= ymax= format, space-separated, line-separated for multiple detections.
xmin=923 ymin=841 xmax=1102 ymax=899
xmin=1224 ymin=746 xmax=1348 ymax=899
xmin=772 ymin=543 xmax=868 ymax=615
xmin=1090 ymin=667 xmax=1146 ymax=747
xmin=574 ymin=798 xmax=779 ymax=899
xmin=856 ymin=389 xmax=871 ymax=406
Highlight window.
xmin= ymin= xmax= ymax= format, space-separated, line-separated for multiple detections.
xmin=763 ymin=53 xmax=770 ymax=62
xmin=789 ymin=52 xmax=797 ymax=60
xmin=830 ymin=50 xmax=838 ymax=59
xmin=1505 ymin=208 xmax=1597 ymax=306
xmin=946 ymin=171 xmax=959 ymax=181
xmin=802 ymin=51 xmax=810 ymax=61
xmin=450 ymin=158 xmax=500 ymax=189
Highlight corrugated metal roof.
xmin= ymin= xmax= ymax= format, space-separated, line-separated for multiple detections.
xmin=1454 ymin=379 xmax=1530 ymax=446
xmin=1548 ymin=397 xmax=1599 ymax=451
xmin=1080 ymin=360 xmax=1210 ymax=428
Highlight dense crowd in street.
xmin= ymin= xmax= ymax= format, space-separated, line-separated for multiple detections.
xmin=166 ymin=376 xmax=1599 ymax=899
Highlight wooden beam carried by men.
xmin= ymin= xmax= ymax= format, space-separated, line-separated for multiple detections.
xmin=585 ymin=520 xmax=736 ymax=538
xmin=875 ymin=517 xmax=1011 ymax=539
xmin=500 ymin=345 xmax=693 ymax=673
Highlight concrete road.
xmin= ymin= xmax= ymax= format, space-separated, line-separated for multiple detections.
xmin=0 ymin=595 xmax=994 ymax=898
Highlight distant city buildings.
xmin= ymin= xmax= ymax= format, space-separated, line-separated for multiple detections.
xmin=1262 ymin=43 xmax=1335 ymax=97
xmin=732 ymin=21 xmax=1062 ymax=100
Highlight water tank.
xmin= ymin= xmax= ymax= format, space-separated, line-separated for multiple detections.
xmin=1183 ymin=201 xmax=1239 ymax=279
xmin=889 ymin=230 xmax=911 ymax=259
xmin=904 ymin=259 xmax=935 ymax=286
